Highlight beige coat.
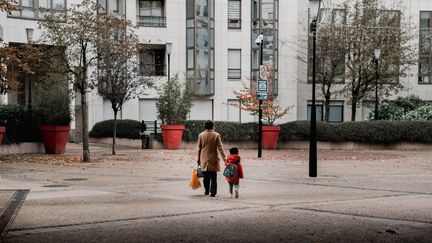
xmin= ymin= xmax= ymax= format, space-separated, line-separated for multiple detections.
xmin=197 ymin=130 xmax=227 ymax=172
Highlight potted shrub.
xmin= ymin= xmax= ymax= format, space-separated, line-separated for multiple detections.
xmin=35 ymin=78 xmax=72 ymax=154
xmin=156 ymin=75 xmax=193 ymax=149
xmin=232 ymin=72 xmax=291 ymax=149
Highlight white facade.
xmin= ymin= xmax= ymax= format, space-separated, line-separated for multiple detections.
xmin=1 ymin=0 xmax=432 ymax=131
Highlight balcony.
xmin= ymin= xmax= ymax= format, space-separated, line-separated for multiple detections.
xmin=136 ymin=16 xmax=167 ymax=27
xmin=140 ymin=64 xmax=166 ymax=76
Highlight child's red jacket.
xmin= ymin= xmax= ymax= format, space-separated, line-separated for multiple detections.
xmin=224 ymin=154 xmax=244 ymax=183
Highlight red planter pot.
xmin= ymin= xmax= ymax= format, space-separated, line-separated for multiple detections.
xmin=262 ymin=125 xmax=281 ymax=149
xmin=160 ymin=124 xmax=185 ymax=150
xmin=0 ymin=126 xmax=5 ymax=145
xmin=39 ymin=125 xmax=70 ymax=154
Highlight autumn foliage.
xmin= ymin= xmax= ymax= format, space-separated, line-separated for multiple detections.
xmin=232 ymin=83 xmax=290 ymax=125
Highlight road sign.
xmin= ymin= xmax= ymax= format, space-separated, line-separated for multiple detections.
xmin=257 ymin=79 xmax=268 ymax=92
xmin=257 ymin=93 xmax=268 ymax=100
xmin=259 ymin=65 xmax=267 ymax=79
xmin=257 ymin=79 xmax=268 ymax=100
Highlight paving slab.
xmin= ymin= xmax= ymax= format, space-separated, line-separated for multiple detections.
xmin=1 ymin=147 xmax=431 ymax=242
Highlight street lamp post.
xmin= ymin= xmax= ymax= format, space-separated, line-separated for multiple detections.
xmin=374 ymin=48 xmax=381 ymax=120
xmin=166 ymin=42 xmax=172 ymax=81
xmin=255 ymin=33 xmax=264 ymax=158
xmin=309 ymin=0 xmax=322 ymax=177
xmin=25 ymin=28 xmax=34 ymax=111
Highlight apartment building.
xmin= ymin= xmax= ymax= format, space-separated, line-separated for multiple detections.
xmin=0 ymin=0 xmax=431 ymax=131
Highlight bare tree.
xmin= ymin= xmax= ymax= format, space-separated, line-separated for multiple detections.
xmin=314 ymin=22 xmax=347 ymax=122
xmin=0 ymin=42 xmax=43 ymax=97
xmin=38 ymin=0 xmax=103 ymax=162
xmin=96 ymin=16 xmax=153 ymax=155
xmin=0 ymin=0 xmax=16 ymax=13
xmin=339 ymin=0 xmax=416 ymax=121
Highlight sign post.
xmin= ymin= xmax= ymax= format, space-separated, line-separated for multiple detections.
xmin=257 ymin=65 xmax=268 ymax=158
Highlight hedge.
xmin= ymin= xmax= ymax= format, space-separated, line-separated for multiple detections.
xmin=89 ymin=119 xmax=432 ymax=144
xmin=0 ymin=105 xmax=41 ymax=144
xmin=183 ymin=120 xmax=257 ymax=142
xmin=280 ymin=120 xmax=432 ymax=143
xmin=89 ymin=119 xmax=141 ymax=139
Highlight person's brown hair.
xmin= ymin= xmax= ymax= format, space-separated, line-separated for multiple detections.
xmin=204 ymin=120 xmax=214 ymax=130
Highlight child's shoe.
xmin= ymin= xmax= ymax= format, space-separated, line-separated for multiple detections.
xmin=234 ymin=189 xmax=239 ymax=199
xmin=229 ymin=193 xmax=233 ymax=198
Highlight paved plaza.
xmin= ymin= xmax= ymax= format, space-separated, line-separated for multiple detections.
xmin=0 ymin=143 xmax=431 ymax=242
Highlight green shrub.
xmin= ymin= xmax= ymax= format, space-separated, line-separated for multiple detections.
xmin=89 ymin=119 xmax=432 ymax=144
xmin=34 ymin=77 xmax=72 ymax=126
xmin=372 ymin=95 xmax=429 ymax=121
xmin=89 ymin=119 xmax=141 ymax=139
xmin=183 ymin=120 xmax=256 ymax=142
xmin=0 ymin=105 xmax=41 ymax=144
xmin=156 ymin=75 xmax=193 ymax=125
xmin=280 ymin=120 xmax=432 ymax=143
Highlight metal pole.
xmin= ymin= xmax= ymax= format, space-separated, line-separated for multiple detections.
xmin=167 ymin=54 xmax=171 ymax=81
xmin=258 ymin=37 xmax=263 ymax=158
xmin=27 ymin=78 xmax=32 ymax=111
xmin=309 ymin=21 xmax=317 ymax=177
xmin=375 ymin=59 xmax=379 ymax=120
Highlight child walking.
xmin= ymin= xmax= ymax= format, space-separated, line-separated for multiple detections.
xmin=223 ymin=147 xmax=244 ymax=199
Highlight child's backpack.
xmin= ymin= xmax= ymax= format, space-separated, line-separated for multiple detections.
xmin=223 ymin=163 xmax=237 ymax=179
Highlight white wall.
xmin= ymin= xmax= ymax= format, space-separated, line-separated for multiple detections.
xmin=2 ymin=0 xmax=432 ymax=130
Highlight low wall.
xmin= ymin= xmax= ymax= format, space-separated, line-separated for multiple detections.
xmin=90 ymin=137 xmax=164 ymax=149
xmin=0 ymin=143 xmax=45 ymax=155
xmin=89 ymin=137 xmax=431 ymax=151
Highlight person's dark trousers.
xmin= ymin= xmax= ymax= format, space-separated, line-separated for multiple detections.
xmin=203 ymin=171 xmax=217 ymax=196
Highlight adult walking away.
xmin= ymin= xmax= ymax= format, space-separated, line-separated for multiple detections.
xmin=197 ymin=120 xmax=227 ymax=197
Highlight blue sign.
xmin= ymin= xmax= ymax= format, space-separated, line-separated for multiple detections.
xmin=257 ymin=79 xmax=268 ymax=92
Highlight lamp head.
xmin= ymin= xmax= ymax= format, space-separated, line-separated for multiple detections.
xmin=309 ymin=0 xmax=322 ymax=23
xmin=166 ymin=42 xmax=172 ymax=55
xmin=26 ymin=28 xmax=34 ymax=43
xmin=374 ymin=48 xmax=381 ymax=60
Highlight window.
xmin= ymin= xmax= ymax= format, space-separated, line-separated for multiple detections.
xmin=228 ymin=49 xmax=241 ymax=79
xmin=419 ymin=11 xmax=432 ymax=84
xmin=328 ymin=102 xmax=344 ymax=123
xmin=227 ymin=99 xmax=241 ymax=122
xmin=307 ymin=103 xmax=323 ymax=121
xmin=190 ymin=100 xmax=213 ymax=120
xmin=251 ymin=0 xmax=278 ymax=94
xmin=103 ymin=99 xmax=122 ymax=120
xmin=139 ymin=45 xmax=166 ymax=76
xmin=228 ymin=0 xmax=241 ymax=29
xmin=137 ymin=0 xmax=166 ymax=27
xmin=9 ymin=0 xmax=66 ymax=20
xmin=139 ymin=99 xmax=158 ymax=121
xmin=98 ymin=0 xmax=124 ymax=15
xmin=361 ymin=101 xmax=374 ymax=121
xmin=187 ymin=0 xmax=215 ymax=96
xmin=307 ymin=101 xmax=343 ymax=122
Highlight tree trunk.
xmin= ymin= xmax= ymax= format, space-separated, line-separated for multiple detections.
xmin=351 ymin=100 xmax=357 ymax=121
xmin=112 ymin=110 xmax=117 ymax=155
xmin=81 ymin=90 xmax=90 ymax=162
xmin=324 ymin=98 xmax=331 ymax=122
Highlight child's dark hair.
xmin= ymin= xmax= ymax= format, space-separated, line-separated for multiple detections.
xmin=229 ymin=147 xmax=239 ymax=154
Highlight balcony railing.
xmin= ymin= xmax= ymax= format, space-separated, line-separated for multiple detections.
xmin=136 ymin=16 xmax=167 ymax=27
xmin=140 ymin=64 xmax=166 ymax=76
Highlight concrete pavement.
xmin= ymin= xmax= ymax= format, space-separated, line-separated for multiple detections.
xmin=0 ymin=143 xmax=431 ymax=242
